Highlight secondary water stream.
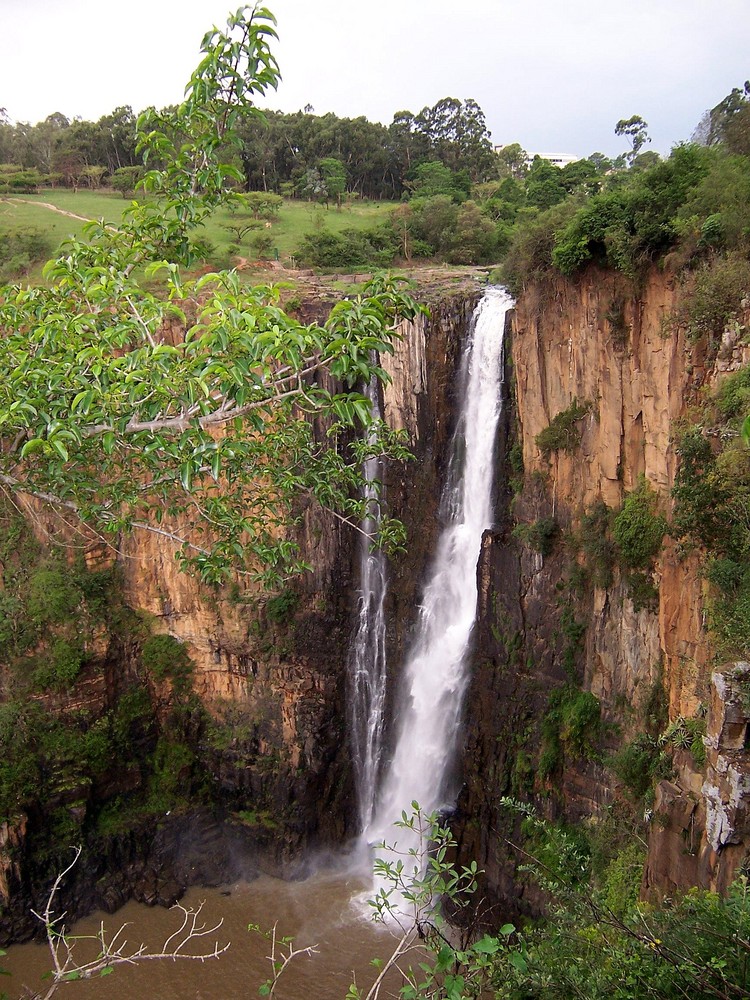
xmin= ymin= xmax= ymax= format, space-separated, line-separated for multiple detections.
xmin=348 ymin=376 xmax=389 ymax=833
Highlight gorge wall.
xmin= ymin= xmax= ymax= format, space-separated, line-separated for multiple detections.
xmin=455 ymin=266 xmax=750 ymax=917
xmin=1 ymin=265 xmax=748 ymax=940
xmin=0 ymin=286 xmax=477 ymax=940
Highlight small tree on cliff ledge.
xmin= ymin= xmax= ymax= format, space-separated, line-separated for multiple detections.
xmin=0 ymin=6 xmax=420 ymax=587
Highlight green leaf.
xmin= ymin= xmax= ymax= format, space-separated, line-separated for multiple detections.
xmin=51 ymin=439 xmax=69 ymax=462
xmin=435 ymin=944 xmax=455 ymax=971
xmin=509 ymin=951 xmax=528 ymax=974
xmin=179 ymin=461 xmax=193 ymax=491
xmin=20 ymin=438 xmax=45 ymax=458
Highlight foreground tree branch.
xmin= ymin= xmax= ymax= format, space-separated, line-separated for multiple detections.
xmin=0 ymin=5 xmax=424 ymax=588
xmin=25 ymin=847 xmax=228 ymax=1000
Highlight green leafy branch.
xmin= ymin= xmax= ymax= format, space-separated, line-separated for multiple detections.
xmin=0 ymin=6 xmax=425 ymax=585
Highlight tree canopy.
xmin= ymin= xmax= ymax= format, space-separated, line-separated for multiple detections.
xmin=0 ymin=6 xmax=422 ymax=587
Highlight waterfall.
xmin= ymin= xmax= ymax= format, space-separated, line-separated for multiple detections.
xmin=348 ymin=377 xmax=389 ymax=833
xmin=367 ymin=287 xmax=513 ymax=858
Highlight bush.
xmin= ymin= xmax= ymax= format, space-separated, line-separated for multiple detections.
xmin=579 ymin=500 xmax=615 ymax=588
xmin=706 ymin=556 xmax=744 ymax=593
xmin=407 ymin=194 xmax=459 ymax=256
xmin=513 ymin=517 xmax=559 ymax=556
xmin=33 ymin=638 xmax=84 ymax=691
xmin=685 ymin=251 xmax=750 ymax=344
xmin=624 ymin=568 xmax=660 ymax=612
xmin=0 ymin=227 xmax=52 ymax=281
xmin=673 ymin=423 xmax=750 ymax=658
xmin=252 ymin=232 xmax=274 ymax=259
xmin=612 ymin=477 xmax=667 ymax=569
xmin=552 ymin=190 xmax=629 ymax=274
xmin=501 ymin=199 xmax=581 ymax=295
xmin=536 ymin=399 xmax=591 ymax=458
xmin=265 ymin=587 xmax=298 ymax=623
xmin=26 ymin=564 xmax=80 ymax=625
xmin=540 ymin=684 xmax=601 ymax=778
xmin=676 ymin=153 xmax=750 ymax=255
xmin=608 ymin=733 xmax=669 ymax=800
xmin=243 ymin=191 xmax=283 ymax=219
xmin=715 ymin=364 xmax=750 ymax=421
xmin=295 ymin=226 xmax=397 ymax=269
xmin=141 ymin=634 xmax=193 ymax=690
xmin=146 ymin=737 xmax=195 ymax=811
xmin=549 ymin=144 xmax=712 ymax=279
xmin=711 ymin=575 xmax=750 ymax=660
xmin=0 ymin=166 xmax=44 ymax=194
xmin=110 ymin=166 xmax=143 ymax=197
xmin=448 ymin=200 xmax=497 ymax=264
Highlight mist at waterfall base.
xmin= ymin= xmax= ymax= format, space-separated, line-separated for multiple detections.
xmin=352 ymin=287 xmax=512 ymax=900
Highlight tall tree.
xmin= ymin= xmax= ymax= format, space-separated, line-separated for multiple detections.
xmin=414 ymin=96 xmax=496 ymax=181
xmin=615 ymin=115 xmax=651 ymax=166
xmin=496 ymin=142 xmax=529 ymax=180
xmin=96 ymin=105 xmax=139 ymax=173
xmin=318 ymin=156 xmax=346 ymax=207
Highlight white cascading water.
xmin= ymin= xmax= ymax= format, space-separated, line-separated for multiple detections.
xmin=366 ymin=287 xmax=513 ymax=866
xmin=348 ymin=377 xmax=389 ymax=833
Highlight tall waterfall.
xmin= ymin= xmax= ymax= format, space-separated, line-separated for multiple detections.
xmin=367 ymin=287 xmax=512 ymax=851
xmin=349 ymin=377 xmax=389 ymax=833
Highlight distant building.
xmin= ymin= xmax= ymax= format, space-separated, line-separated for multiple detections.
xmin=528 ymin=152 xmax=580 ymax=168
xmin=494 ymin=146 xmax=580 ymax=168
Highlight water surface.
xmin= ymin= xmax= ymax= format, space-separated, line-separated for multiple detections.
xmin=3 ymin=869 xmax=403 ymax=1000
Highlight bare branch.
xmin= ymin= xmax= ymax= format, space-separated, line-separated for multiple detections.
xmin=27 ymin=846 xmax=229 ymax=1000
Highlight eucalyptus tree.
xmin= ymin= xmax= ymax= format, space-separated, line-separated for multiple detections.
xmin=615 ymin=115 xmax=651 ymax=166
xmin=0 ymin=6 xmax=421 ymax=588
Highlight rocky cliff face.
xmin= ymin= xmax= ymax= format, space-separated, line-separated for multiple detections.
xmin=0 ymin=285 xmax=478 ymax=940
xmin=2 ymin=266 xmax=746 ymax=939
xmin=455 ymin=267 xmax=750 ymax=914
xmin=113 ymin=291 xmax=477 ymax=841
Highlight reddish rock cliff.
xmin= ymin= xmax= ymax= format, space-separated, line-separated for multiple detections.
xmin=457 ymin=266 xmax=750 ymax=912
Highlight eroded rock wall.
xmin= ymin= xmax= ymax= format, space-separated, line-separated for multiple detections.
xmin=455 ymin=267 xmax=750 ymax=913
xmin=0 ymin=287 xmax=478 ymax=940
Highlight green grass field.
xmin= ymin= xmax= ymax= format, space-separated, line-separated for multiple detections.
xmin=0 ymin=190 xmax=398 ymax=275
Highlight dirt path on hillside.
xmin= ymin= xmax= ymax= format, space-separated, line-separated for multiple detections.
xmin=7 ymin=197 xmax=94 ymax=223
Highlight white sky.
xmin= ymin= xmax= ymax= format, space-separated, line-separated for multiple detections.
xmin=2 ymin=0 xmax=749 ymax=158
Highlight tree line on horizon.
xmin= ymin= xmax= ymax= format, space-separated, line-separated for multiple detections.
xmin=0 ymin=96 xmax=502 ymax=200
xmin=0 ymin=81 xmax=749 ymax=275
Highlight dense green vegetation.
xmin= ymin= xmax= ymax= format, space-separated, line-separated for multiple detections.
xmin=326 ymin=804 xmax=750 ymax=1000
xmin=535 ymin=399 xmax=592 ymax=457
xmin=3 ymin=75 xmax=750 ymax=279
xmin=672 ymin=366 xmax=750 ymax=659
xmin=489 ymin=803 xmax=750 ymax=1000
xmin=0 ymin=497 xmax=196 ymax=856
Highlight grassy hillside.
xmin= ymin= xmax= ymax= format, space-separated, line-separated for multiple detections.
xmin=0 ymin=190 xmax=398 ymax=277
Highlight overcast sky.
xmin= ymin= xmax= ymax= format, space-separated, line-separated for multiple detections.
xmin=3 ymin=0 xmax=749 ymax=158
